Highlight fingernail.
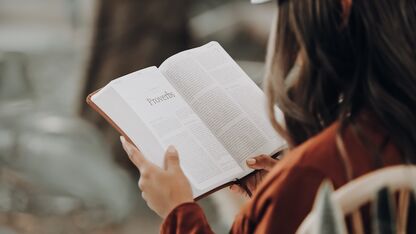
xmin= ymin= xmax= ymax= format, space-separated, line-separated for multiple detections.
xmin=120 ymin=136 xmax=132 ymax=155
xmin=246 ymin=158 xmax=256 ymax=165
xmin=167 ymin=145 xmax=176 ymax=154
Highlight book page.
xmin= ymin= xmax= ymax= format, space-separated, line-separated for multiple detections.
xmin=159 ymin=42 xmax=286 ymax=172
xmin=94 ymin=67 xmax=243 ymax=195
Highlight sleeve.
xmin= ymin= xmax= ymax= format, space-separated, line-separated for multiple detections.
xmin=230 ymin=167 xmax=327 ymax=234
xmin=160 ymin=202 xmax=215 ymax=234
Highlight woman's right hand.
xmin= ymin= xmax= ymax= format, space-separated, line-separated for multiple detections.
xmin=229 ymin=155 xmax=278 ymax=197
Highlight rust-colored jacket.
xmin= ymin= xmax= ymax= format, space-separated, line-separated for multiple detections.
xmin=161 ymin=117 xmax=401 ymax=233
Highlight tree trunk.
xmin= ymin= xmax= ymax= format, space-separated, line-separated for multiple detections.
xmin=80 ymin=0 xmax=190 ymax=170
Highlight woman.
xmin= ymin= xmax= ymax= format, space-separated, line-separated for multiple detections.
xmin=120 ymin=0 xmax=416 ymax=233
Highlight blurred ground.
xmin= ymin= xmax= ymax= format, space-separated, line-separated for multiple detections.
xmin=0 ymin=0 xmax=274 ymax=233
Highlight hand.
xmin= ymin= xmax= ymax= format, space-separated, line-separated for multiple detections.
xmin=120 ymin=136 xmax=193 ymax=218
xmin=229 ymin=155 xmax=278 ymax=197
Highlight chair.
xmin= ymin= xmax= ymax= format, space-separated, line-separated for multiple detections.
xmin=296 ymin=165 xmax=416 ymax=234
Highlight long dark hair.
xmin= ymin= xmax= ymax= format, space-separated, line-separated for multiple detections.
xmin=266 ymin=0 xmax=416 ymax=163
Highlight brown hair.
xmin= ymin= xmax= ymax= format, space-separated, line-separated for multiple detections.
xmin=265 ymin=0 xmax=416 ymax=163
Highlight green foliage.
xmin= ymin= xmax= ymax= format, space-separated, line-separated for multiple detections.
xmin=372 ymin=187 xmax=396 ymax=234
xmin=314 ymin=180 xmax=347 ymax=234
xmin=408 ymin=191 xmax=416 ymax=233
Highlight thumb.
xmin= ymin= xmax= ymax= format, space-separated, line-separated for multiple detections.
xmin=164 ymin=145 xmax=180 ymax=171
xmin=246 ymin=154 xmax=277 ymax=171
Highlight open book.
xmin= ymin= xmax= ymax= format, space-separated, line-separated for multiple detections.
xmin=86 ymin=41 xmax=286 ymax=199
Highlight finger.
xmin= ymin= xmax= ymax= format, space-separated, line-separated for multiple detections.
xmin=141 ymin=192 xmax=147 ymax=201
xmin=138 ymin=179 xmax=146 ymax=191
xmin=246 ymin=154 xmax=277 ymax=171
xmin=120 ymin=136 xmax=148 ymax=170
xmin=229 ymin=185 xmax=250 ymax=197
xmin=164 ymin=145 xmax=180 ymax=171
xmin=230 ymin=185 xmax=242 ymax=193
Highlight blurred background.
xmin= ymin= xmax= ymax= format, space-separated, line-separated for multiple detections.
xmin=0 ymin=0 xmax=274 ymax=233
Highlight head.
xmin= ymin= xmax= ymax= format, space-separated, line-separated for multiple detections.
xmin=266 ymin=0 xmax=416 ymax=163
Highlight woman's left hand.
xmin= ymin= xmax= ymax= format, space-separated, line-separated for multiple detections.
xmin=120 ymin=136 xmax=193 ymax=218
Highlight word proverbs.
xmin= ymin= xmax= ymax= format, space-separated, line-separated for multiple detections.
xmin=146 ymin=91 xmax=176 ymax=106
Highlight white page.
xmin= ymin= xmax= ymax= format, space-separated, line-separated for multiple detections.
xmin=160 ymin=42 xmax=286 ymax=173
xmin=92 ymin=85 xmax=166 ymax=167
xmin=93 ymin=67 xmax=243 ymax=195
